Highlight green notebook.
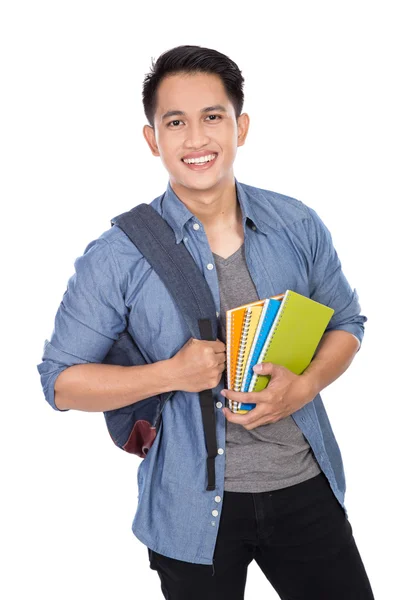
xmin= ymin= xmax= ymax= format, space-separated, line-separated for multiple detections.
xmin=248 ymin=290 xmax=335 ymax=393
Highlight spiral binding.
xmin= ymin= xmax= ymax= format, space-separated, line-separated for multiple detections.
xmin=228 ymin=306 xmax=252 ymax=411
xmin=249 ymin=291 xmax=292 ymax=391
xmin=241 ymin=299 xmax=270 ymax=392
xmin=226 ymin=310 xmax=232 ymax=390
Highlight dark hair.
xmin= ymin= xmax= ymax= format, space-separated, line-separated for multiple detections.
xmin=142 ymin=45 xmax=245 ymax=127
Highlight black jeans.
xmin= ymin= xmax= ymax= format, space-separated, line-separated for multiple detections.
xmin=147 ymin=473 xmax=374 ymax=599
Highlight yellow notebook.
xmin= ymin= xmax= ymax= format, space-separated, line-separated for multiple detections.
xmin=226 ymin=298 xmax=265 ymax=390
xmin=248 ymin=290 xmax=334 ymax=393
xmin=233 ymin=305 xmax=264 ymax=392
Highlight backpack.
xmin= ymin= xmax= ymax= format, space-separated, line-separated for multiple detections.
xmin=102 ymin=203 xmax=220 ymax=491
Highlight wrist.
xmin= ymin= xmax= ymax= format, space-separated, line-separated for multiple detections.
xmin=155 ymin=357 xmax=179 ymax=394
xmin=296 ymin=371 xmax=320 ymax=405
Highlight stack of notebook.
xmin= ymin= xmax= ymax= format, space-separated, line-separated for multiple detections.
xmin=225 ymin=290 xmax=335 ymax=414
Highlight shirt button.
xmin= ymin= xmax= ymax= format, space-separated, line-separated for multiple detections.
xmin=183 ymin=236 xmax=188 ymax=242
xmin=193 ymin=223 xmax=200 ymax=230
xmin=207 ymin=263 xmax=214 ymax=270
xmin=216 ymin=401 xmax=223 ymax=409
xmin=216 ymin=311 xmax=219 ymax=317
xmin=212 ymin=510 xmax=219 ymax=517
xmin=215 ymin=496 xmax=221 ymax=503
xmin=211 ymin=521 xmax=216 ymax=526
xmin=217 ymin=448 xmax=224 ymax=455
xmin=252 ymin=225 xmax=257 ymax=231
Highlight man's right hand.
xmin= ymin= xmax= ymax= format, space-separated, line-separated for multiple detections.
xmin=169 ymin=337 xmax=226 ymax=392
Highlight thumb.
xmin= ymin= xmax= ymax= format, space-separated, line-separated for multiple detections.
xmin=253 ymin=361 xmax=275 ymax=375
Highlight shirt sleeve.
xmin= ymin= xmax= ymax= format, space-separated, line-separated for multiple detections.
xmin=305 ymin=207 xmax=367 ymax=347
xmin=37 ymin=237 xmax=128 ymax=411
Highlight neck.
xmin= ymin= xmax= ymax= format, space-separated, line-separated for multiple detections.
xmin=169 ymin=173 xmax=242 ymax=232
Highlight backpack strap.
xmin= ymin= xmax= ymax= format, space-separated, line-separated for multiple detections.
xmin=112 ymin=203 xmax=219 ymax=491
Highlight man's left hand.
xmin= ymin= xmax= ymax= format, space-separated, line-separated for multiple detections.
xmin=221 ymin=362 xmax=316 ymax=430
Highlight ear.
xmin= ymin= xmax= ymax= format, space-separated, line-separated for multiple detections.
xmin=237 ymin=113 xmax=250 ymax=147
xmin=143 ymin=124 xmax=160 ymax=157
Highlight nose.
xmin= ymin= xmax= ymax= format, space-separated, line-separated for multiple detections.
xmin=183 ymin=121 xmax=211 ymax=150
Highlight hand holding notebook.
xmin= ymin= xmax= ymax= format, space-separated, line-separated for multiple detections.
xmin=225 ymin=290 xmax=334 ymax=414
xmin=221 ymin=361 xmax=311 ymax=425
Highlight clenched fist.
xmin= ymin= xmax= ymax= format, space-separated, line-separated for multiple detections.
xmin=169 ymin=337 xmax=226 ymax=393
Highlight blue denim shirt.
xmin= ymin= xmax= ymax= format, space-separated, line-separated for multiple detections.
xmin=37 ymin=178 xmax=366 ymax=566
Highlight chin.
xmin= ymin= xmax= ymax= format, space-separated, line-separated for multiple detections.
xmin=173 ymin=169 xmax=228 ymax=192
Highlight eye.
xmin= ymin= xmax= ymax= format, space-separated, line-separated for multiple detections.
xmin=167 ymin=119 xmax=184 ymax=127
xmin=167 ymin=115 xmax=222 ymax=127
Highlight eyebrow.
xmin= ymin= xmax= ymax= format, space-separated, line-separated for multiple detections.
xmin=161 ymin=104 xmax=228 ymax=121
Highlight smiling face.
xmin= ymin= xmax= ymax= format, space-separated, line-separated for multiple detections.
xmin=143 ymin=72 xmax=249 ymax=194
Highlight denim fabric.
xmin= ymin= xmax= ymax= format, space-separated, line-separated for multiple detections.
xmin=37 ymin=178 xmax=367 ymax=565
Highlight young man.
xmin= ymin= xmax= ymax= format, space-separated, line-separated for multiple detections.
xmin=37 ymin=45 xmax=375 ymax=599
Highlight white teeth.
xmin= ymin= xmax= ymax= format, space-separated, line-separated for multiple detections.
xmin=183 ymin=153 xmax=216 ymax=164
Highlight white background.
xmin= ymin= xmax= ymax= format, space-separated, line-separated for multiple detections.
xmin=1 ymin=1 xmax=399 ymax=598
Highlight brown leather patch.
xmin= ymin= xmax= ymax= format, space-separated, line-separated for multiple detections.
xmin=123 ymin=420 xmax=157 ymax=457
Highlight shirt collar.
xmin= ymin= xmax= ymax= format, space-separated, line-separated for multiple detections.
xmin=161 ymin=177 xmax=269 ymax=244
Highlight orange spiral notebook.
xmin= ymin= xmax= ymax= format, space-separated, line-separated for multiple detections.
xmin=226 ymin=299 xmax=265 ymax=390
xmin=233 ymin=304 xmax=264 ymax=392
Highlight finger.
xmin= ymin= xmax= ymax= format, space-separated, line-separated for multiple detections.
xmin=223 ymin=405 xmax=263 ymax=425
xmin=221 ymin=389 xmax=258 ymax=404
xmin=215 ymin=339 xmax=226 ymax=352
xmin=252 ymin=361 xmax=276 ymax=376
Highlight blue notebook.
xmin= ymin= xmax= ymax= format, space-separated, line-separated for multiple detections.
xmin=240 ymin=298 xmax=282 ymax=395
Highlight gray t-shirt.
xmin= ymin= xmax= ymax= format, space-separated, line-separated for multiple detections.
xmin=213 ymin=243 xmax=321 ymax=492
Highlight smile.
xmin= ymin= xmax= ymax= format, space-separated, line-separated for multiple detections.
xmin=181 ymin=153 xmax=218 ymax=170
